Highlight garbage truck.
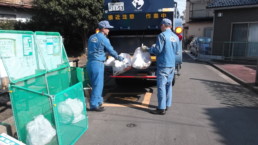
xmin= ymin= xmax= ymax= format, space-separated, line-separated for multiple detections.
xmin=103 ymin=0 xmax=183 ymax=84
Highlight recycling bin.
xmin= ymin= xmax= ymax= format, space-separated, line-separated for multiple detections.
xmin=0 ymin=30 xmax=88 ymax=145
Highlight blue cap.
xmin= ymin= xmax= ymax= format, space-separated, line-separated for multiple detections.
xmin=161 ymin=18 xmax=172 ymax=26
xmin=98 ymin=20 xmax=114 ymax=29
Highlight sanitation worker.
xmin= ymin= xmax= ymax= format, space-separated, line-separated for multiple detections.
xmin=87 ymin=20 xmax=124 ymax=112
xmin=141 ymin=18 xmax=179 ymax=115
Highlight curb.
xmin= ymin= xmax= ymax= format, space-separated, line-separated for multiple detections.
xmin=185 ymin=51 xmax=197 ymax=61
xmin=208 ymin=62 xmax=258 ymax=94
xmin=184 ymin=50 xmax=258 ymax=94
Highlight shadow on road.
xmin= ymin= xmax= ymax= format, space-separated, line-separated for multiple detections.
xmin=189 ymin=78 xmax=258 ymax=145
xmin=190 ymin=78 xmax=258 ymax=108
xmin=182 ymin=52 xmax=207 ymax=64
xmin=104 ymin=79 xmax=157 ymax=113
xmin=205 ymin=107 xmax=258 ymax=145
xmin=0 ymin=122 xmax=13 ymax=135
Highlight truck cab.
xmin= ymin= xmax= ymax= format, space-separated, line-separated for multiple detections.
xmin=103 ymin=0 xmax=183 ymax=82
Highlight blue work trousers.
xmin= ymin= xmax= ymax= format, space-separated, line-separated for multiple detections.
xmin=156 ymin=67 xmax=174 ymax=110
xmin=86 ymin=61 xmax=104 ymax=109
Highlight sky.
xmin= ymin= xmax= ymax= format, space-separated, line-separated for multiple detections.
xmin=174 ymin=0 xmax=186 ymax=15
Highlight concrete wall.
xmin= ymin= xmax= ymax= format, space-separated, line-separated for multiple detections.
xmin=185 ymin=1 xmax=190 ymax=23
xmin=184 ymin=0 xmax=214 ymax=46
xmin=185 ymin=22 xmax=213 ymax=38
xmin=212 ymin=7 xmax=258 ymax=55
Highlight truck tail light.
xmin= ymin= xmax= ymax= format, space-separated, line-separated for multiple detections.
xmin=175 ymin=27 xmax=183 ymax=34
xmin=175 ymin=27 xmax=183 ymax=41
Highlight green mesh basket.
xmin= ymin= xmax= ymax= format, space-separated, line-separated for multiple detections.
xmin=53 ymin=82 xmax=88 ymax=145
xmin=0 ymin=30 xmax=88 ymax=145
xmin=70 ymin=67 xmax=90 ymax=88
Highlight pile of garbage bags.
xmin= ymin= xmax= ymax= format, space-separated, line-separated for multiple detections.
xmin=131 ymin=47 xmax=151 ymax=70
xmin=105 ymin=47 xmax=151 ymax=75
xmin=105 ymin=53 xmax=132 ymax=76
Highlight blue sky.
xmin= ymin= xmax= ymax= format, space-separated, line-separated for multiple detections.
xmin=175 ymin=0 xmax=186 ymax=15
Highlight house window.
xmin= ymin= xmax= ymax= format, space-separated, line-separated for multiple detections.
xmin=0 ymin=14 xmax=16 ymax=21
xmin=231 ymin=23 xmax=258 ymax=57
xmin=249 ymin=23 xmax=258 ymax=42
xmin=232 ymin=24 xmax=248 ymax=41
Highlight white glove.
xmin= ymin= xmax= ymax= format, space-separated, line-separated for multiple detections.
xmin=141 ymin=44 xmax=149 ymax=52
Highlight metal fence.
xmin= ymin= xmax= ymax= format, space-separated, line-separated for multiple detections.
xmin=190 ymin=9 xmax=213 ymax=19
xmin=212 ymin=42 xmax=258 ymax=61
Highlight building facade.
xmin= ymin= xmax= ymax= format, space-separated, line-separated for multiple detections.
xmin=0 ymin=0 xmax=33 ymax=88
xmin=184 ymin=0 xmax=214 ymax=48
xmin=0 ymin=0 xmax=33 ymax=22
xmin=208 ymin=0 xmax=258 ymax=60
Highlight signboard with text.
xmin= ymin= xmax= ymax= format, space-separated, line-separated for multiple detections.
xmin=104 ymin=0 xmax=175 ymax=30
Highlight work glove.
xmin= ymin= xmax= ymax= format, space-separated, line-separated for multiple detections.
xmin=117 ymin=56 xmax=124 ymax=62
xmin=141 ymin=44 xmax=149 ymax=52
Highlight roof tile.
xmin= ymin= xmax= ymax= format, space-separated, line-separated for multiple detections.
xmin=207 ymin=0 xmax=258 ymax=8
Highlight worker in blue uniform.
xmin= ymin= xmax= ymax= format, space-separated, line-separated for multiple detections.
xmin=142 ymin=18 xmax=179 ymax=115
xmin=87 ymin=20 xmax=124 ymax=112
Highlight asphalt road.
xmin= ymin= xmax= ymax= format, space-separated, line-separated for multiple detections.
xmin=78 ymin=53 xmax=258 ymax=145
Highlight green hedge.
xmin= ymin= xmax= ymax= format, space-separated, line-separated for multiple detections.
xmin=0 ymin=20 xmax=16 ymax=30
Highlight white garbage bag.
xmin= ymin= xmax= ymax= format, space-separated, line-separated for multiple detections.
xmin=113 ymin=53 xmax=132 ymax=76
xmin=58 ymin=98 xmax=85 ymax=124
xmin=132 ymin=47 xmax=151 ymax=69
xmin=104 ymin=56 xmax=115 ymax=66
xmin=26 ymin=115 xmax=56 ymax=145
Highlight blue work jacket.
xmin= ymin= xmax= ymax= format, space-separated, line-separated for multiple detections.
xmin=149 ymin=28 xmax=179 ymax=68
xmin=87 ymin=32 xmax=119 ymax=62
